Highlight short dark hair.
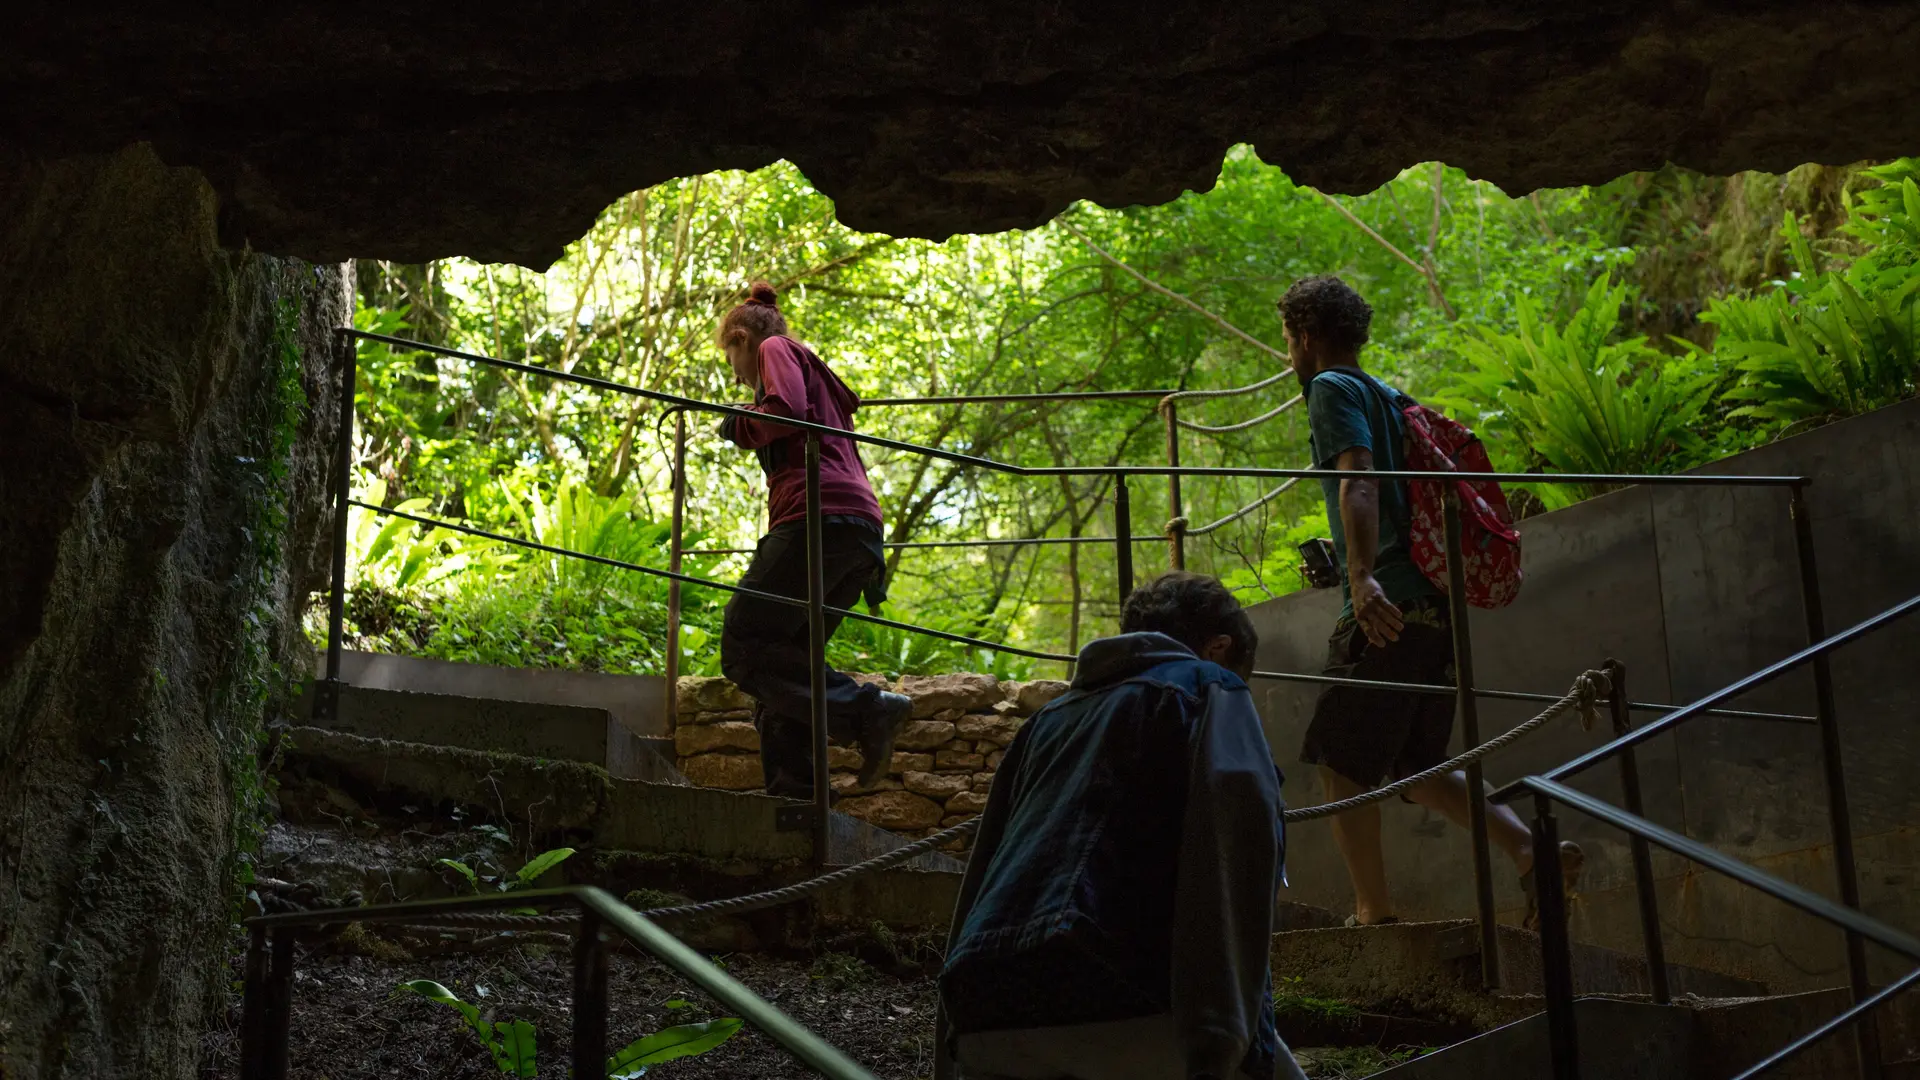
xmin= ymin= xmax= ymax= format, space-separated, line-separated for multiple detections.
xmin=1277 ymin=275 xmax=1372 ymax=355
xmin=1120 ymin=572 xmax=1258 ymax=671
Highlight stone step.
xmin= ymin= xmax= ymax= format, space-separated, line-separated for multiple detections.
xmin=1369 ymin=987 xmax=1920 ymax=1080
xmin=278 ymin=725 xmax=963 ymax=930
xmin=297 ymin=680 xmax=677 ymax=780
xmin=1270 ymin=918 xmax=1767 ymax=1030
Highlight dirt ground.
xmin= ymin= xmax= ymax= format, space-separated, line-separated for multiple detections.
xmin=202 ymin=935 xmax=943 ymax=1080
xmin=196 ymin=932 xmax=1414 ymax=1079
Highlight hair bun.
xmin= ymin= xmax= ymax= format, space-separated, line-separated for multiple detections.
xmin=747 ymin=281 xmax=778 ymax=308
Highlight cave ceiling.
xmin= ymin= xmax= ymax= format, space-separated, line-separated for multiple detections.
xmin=7 ymin=2 xmax=1920 ymax=268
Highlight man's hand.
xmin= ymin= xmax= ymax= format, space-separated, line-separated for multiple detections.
xmin=1350 ymin=571 xmax=1404 ymax=647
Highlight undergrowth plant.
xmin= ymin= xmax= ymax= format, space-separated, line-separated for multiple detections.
xmin=439 ymin=846 xmax=576 ymax=913
xmin=401 ymin=980 xmax=740 ymax=1078
xmin=1702 ymin=192 xmax=1920 ymax=430
xmin=1441 ymin=273 xmax=1716 ymax=508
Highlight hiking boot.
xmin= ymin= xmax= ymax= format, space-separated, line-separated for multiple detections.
xmin=857 ymin=691 xmax=914 ymax=787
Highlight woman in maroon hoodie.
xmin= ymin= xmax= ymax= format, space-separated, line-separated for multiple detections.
xmin=715 ymin=282 xmax=912 ymax=798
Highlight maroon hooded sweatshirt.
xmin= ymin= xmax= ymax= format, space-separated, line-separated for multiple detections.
xmin=725 ymin=335 xmax=883 ymax=530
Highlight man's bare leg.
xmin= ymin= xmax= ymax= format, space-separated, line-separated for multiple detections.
xmin=1404 ymin=769 xmax=1536 ymax=873
xmin=1321 ymin=766 xmax=1395 ymax=925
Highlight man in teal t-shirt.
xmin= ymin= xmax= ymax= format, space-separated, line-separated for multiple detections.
xmin=1280 ymin=275 xmax=1577 ymax=929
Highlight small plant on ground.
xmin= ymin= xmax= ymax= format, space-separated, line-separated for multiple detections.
xmin=808 ymin=951 xmax=876 ymax=991
xmin=400 ymin=980 xmax=742 ymax=1078
xmin=438 ymin=846 xmax=576 ymax=910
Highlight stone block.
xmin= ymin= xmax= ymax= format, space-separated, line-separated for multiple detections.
xmin=936 ymin=749 xmax=985 ymax=770
xmin=957 ymin=714 xmax=1021 ymax=747
xmin=987 ymin=749 xmax=1006 ymax=770
xmin=900 ymin=673 xmax=1003 ymax=717
xmin=687 ymin=708 xmax=755 ymax=725
xmin=946 ymin=790 xmax=990 ymax=814
xmin=891 ymin=751 xmax=934 ymax=773
xmin=838 ymin=790 xmax=944 ymax=831
xmin=903 ymin=771 xmax=970 ymax=800
xmin=931 ymin=706 xmax=966 ymax=723
xmin=831 ymin=773 xmax=902 ymax=795
xmin=674 ymin=721 xmax=760 ymax=755
xmin=971 ymin=772 xmax=996 ymax=790
xmin=1015 ymin=679 xmax=1071 ymax=714
xmin=676 ymin=676 xmax=754 ymax=714
xmin=894 ymin=720 xmax=956 ymax=750
xmin=679 ymin=752 xmax=762 ymax=791
xmin=828 ymin=745 xmax=864 ymax=770
xmin=941 ymin=814 xmax=977 ymax=827
xmin=948 ymin=739 xmax=974 ymax=753
xmin=991 ymin=699 xmax=1020 ymax=715
xmin=850 ymin=672 xmax=893 ymax=690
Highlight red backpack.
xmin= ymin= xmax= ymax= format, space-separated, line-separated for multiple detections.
xmin=1396 ymin=400 xmax=1523 ymax=608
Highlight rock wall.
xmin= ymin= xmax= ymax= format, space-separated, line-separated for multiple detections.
xmin=674 ymin=674 xmax=1070 ymax=845
xmin=0 ymin=145 xmax=347 ymax=1079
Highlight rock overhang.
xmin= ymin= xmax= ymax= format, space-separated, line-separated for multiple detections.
xmin=6 ymin=2 xmax=1918 ymax=267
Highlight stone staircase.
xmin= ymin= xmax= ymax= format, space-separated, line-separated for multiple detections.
xmin=282 ymin=655 xmax=1914 ymax=1079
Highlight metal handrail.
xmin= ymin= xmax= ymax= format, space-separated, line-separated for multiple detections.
xmin=241 ymin=886 xmax=879 ymax=1080
xmin=332 ymin=327 xmax=1868 ymax=1020
xmin=344 ymin=330 xmax=1807 ymax=488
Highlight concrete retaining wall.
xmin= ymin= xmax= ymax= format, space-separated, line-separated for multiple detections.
xmin=1248 ymin=397 xmax=1920 ymax=991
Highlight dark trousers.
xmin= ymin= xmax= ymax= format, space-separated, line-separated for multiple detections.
xmin=720 ymin=521 xmax=884 ymax=796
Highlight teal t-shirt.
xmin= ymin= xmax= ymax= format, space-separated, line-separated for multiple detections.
xmin=1305 ymin=367 xmax=1441 ymax=616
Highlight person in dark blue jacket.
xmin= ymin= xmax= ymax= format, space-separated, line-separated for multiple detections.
xmin=940 ymin=572 xmax=1304 ymax=1080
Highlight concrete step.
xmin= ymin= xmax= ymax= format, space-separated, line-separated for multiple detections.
xmin=318 ymin=648 xmax=669 ymax=743
xmin=1270 ymin=918 xmax=1767 ymax=1030
xmin=1359 ymin=985 xmax=1920 ymax=1079
xmin=278 ymin=725 xmax=963 ymax=931
xmin=297 ymin=680 xmax=680 ymax=781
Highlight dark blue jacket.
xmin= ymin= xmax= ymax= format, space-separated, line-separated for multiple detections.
xmin=939 ymin=632 xmax=1285 ymax=1079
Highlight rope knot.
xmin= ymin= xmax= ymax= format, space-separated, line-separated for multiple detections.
xmin=1572 ymin=668 xmax=1612 ymax=731
xmin=1165 ymin=516 xmax=1190 ymax=536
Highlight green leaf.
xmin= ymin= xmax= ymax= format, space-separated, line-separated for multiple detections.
xmin=399 ymin=979 xmax=489 ymax=1041
xmin=438 ymin=858 xmax=480 ymax=892
xmin=513 ymin=846 xmax=575 ymax=887
xmin=490 ymin=1017 xmax=538 ymax=1077
xmin=607 ymin=1019 xmax=744 ymax=1077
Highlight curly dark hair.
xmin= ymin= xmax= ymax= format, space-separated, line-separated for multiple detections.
xmin=1277 ymin=275 xmax=1372 ymax=355
xmin=1120 ymin=572 xmax=1258 ymax=672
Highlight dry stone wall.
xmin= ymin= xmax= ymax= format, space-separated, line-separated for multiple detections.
xmin=674 ymin=673 xmax=1070 ymax=846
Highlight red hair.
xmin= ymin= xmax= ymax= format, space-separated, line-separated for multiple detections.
xmin=716 ymin=281 xmax=789 ymax=351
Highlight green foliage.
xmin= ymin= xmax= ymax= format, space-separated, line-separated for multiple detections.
xmin=342 ymin=152 xmax=1918 ymax=670
xmin=436 ymin=847 xmax=575 ymax=899
xmin=400 ymin=980 xmax=538 ymax=1078
xmin=808 ymin=951 xmax=876 ymax=991
xmin=606 ymin=1019 xmax=745 ymax=1078
xmin=1442 ymin=274 xmax=1717 ymax=507
xmin=1705 ymin=204 xmax=1920 ymax=428
xmin=400 ymin=980 xmax=741 ymax=1078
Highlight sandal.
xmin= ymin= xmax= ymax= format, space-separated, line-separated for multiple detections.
xmin=1343 ymin=914 xmax=1402 ymax=927
xmin=1520 ymin=841 xmax=1587 ymax=930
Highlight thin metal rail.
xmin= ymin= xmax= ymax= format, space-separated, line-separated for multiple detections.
xmin=1254 ymin=668 xmax=1816 ymax=723
xmin=1495 ymin=593 xmax=1920 ymax=799
xmin=344 ymin=331 xmax=1806 ymax=488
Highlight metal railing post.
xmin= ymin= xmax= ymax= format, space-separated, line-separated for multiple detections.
xmin=1164 ymin=403 xmax=1185 ymax=571
xmin=1789 ymin=483 xmax=1880 ymax=1080
xmin=665 ymin=410 xmax=688 ymax=727
xmin=572 ymin=907 xmax=610 ymax=1080
xmin=263 ymin=929 xmax=296 ymax=1080
xmin=805 ymin=432 xmax=832 ymax=870
xmin=317 ymin=332 xmax=357 ymax=725
xmin=1444 ymin=488 xmax=1500 ymax=989
xmin=1114 ymin=474 xmax=1134 ymax=607
xmin=1605 ymin=658 xmax=1669 ymax=1004
xmin=238 ymin=925 xmax=271 ymax=1079
xmin=1532 ymin=794 xmax=1581 ymax=1080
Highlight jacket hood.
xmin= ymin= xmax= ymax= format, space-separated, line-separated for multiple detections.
xmin=791 ymin=336 xmax=861 ymax=416
xmin=1069 ymin=632 xmax=1201 ymax=690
